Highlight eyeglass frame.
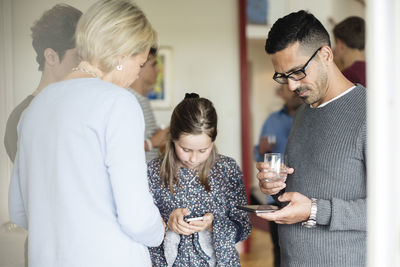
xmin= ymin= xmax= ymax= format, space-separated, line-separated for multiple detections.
xmin=272 ymin=47 xmax=323 ymax=84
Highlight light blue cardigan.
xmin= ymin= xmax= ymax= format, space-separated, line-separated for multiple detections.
xmin=9 ymin=78 xmax=164 ymax=267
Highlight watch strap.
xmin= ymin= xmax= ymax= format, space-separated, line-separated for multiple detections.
xmin=302 ymin=198 xmax=317 ymax=228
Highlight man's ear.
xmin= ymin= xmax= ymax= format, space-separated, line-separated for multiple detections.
xmin=44 ymin=48 xmax=60 ymax=67
xmin=320 ymin=45 xmax=334 ymax=64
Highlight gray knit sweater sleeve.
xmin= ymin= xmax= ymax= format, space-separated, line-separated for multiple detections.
xmin=317 ymin=121 xmax=366 ymax=231
xmin=286 ymin=85 xmax=367 ymax=232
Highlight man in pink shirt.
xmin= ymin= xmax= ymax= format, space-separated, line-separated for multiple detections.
xmin=333 ymin=16 xmax=366 ymax=87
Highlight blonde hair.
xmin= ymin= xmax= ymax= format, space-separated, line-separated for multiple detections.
xmin=160 ymin=97 xmax=218 ymax=193
xmin=76 ymin=0 xmax=157 ymax=73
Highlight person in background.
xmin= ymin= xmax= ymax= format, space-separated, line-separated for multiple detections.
xmin=254 ymin=84 xmax=302 ymax=160
xmin=333 ymin=16 xmax=366 ymax=86
xmin=3 ymin=5 xmax=82 ymax=267
xmin=129 ymin=47 xmax=168 ymax=162
xmin=253 ymin=84 xmax=302 ymax=267
xmin=147 ymin=93 xmax=251 ymax=266
xmin=256 ymin=10 xmax=366 ymax=267
xmin=4 ymin=4 xmax=82 ymax=162
xmin=9 ymin=1 xmax=165 ymax=266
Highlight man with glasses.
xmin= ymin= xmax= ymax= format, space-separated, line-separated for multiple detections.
xmin=255 ymin=10 xmax=366 ymax=267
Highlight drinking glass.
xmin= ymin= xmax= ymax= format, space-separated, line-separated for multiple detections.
xmin=263 ymin=153 xmax=287 ymax=182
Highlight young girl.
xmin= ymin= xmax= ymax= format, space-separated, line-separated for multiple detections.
xmin=148 ymin=93 xmax=251 ymax=266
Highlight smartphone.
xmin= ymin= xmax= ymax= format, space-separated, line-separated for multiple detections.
xmin=185 ymin=216 xmax=204 ymax=222
xmin=236 ymin=204 xmax=279 ymax=213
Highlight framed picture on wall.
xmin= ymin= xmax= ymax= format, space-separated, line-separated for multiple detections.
xmin=247 ymin=0 xmax=268 ymax=25
xmin=147 ymin=47 xmax=173 ymax=109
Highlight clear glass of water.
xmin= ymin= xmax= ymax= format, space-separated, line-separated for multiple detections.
xmin=263 ymin=153 xmax=287 ymax=182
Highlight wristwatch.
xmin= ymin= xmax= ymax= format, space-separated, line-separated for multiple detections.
xmin=302 ymin=198 xmax=317 ymax=228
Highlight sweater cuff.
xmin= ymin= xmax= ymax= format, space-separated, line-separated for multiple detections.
xmin=316 ymin=199 xmax=331 ymax=225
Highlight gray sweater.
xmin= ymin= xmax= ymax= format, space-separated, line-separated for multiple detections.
xmin=129 ymin=89 xmax=159 ymax=162
xmin=281 ymin=85 xmax=366 ymax=267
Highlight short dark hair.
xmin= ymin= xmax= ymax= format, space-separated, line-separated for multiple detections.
xmin=333 ymin=16 xmax=365 ymax=50
xmin=31 ymin=4 xmax=82 ymax=71
xmin=265 ymin=10 xmax=331 ymax=54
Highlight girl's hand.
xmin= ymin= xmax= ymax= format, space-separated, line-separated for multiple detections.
xmin=187 ymin=213 xmax=214 ymax=233
xmin=168 ymin=208 xmax=195 ymax=235
xmin=168 ymin=209 xmax=214 ymax=235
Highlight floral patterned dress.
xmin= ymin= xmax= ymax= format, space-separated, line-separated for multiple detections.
xmin=148 ymin=154 xmax=251 ymax=266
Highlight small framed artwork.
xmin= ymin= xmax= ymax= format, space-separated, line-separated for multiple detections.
xmin=247 ymin=0 xmax=268 ymax=25
xmin=147 ymin=47 xmax=173 ymax=109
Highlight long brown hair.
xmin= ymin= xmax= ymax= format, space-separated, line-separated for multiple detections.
xmin=160 ymin=95 xmax=217 ymax=193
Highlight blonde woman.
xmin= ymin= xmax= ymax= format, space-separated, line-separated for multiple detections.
xmin=9 ymin=1 xmax=164 ymax=266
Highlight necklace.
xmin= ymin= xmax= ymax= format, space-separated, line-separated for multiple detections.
xmin=72 ymin=67 xmax=98 ymax=78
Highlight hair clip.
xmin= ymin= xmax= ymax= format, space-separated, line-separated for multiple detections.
xmin=184 ymin=93 xmax=199 ymax=99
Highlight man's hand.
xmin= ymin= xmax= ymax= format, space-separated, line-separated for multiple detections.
xmin=145 ymin=127 xmax=169 ymax=151
xmin=256 ymin=192 xmax=312 ymax=224
xmin=151 ymin=128 xmax=169 ymax=148
xmin=256 ymin=162 xmax=293 ymax=195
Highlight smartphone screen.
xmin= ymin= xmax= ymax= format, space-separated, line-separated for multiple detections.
xmin=185 ymin=216 xmax=204 ymax=222
xmin=236 ymin=204 xmax=279 ymax=213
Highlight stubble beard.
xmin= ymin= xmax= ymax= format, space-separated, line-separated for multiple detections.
xmin=295 ymin=68 xmax=329 ymax=106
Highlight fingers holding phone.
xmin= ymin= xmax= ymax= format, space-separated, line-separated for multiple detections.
xmin=185 ymin=216 xmax=204 ymax=222
xmin=168 ymin=208 xmax=194 ymax=235
xmin=237 ymin=204 xmax=280 ymax=213
xmin=168 ymin=209 xmax=213 ymax=235
xmin=185 ymin=213 xmax=214 ymax=233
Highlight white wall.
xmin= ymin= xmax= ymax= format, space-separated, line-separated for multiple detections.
xmin=0 ymin=0 xmax=240 ymax=265
xmin=135 ymin=0 xmax=241 ymax=159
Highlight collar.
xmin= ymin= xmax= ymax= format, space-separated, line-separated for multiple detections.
xmin=312 ymin=86 xmax=356 ymax=108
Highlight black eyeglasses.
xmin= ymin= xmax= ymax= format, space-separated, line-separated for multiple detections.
xmin=273 ymin=47 xmax=322 ymax=84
